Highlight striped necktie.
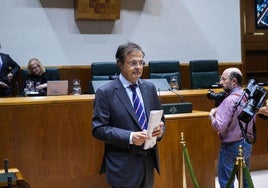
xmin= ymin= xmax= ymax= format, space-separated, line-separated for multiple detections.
xmin=129 ymin=84 xmax=147 ymax=130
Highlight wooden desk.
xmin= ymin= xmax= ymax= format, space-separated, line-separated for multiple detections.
xmin=0 ymin=95 xmax=267 ymax=188
xmin=0 ymin=95 xmax=108 ymax=188
xmin=156 ymin=111 xmax=219 ymax=188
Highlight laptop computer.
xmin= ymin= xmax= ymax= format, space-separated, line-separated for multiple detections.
xmin=47 ymin=80 xmax=69 ymax=96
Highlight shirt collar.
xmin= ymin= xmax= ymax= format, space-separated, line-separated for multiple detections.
xmin=119 ymin=74 xmax=139 ymax=89
xmin=229 ymin=87 xmax=242 ymax=95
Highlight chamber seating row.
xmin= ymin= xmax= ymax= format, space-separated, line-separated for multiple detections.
xmin=88 ymin=60 xmax=220 ymax=93
xmin=11 ymin=60 xmax=241 ymax=97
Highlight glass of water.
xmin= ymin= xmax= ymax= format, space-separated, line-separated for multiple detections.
xmin=170 ymin=76 xmax=179 ymax=90
xmin=72 ymin=79 xmax=82 ymax=95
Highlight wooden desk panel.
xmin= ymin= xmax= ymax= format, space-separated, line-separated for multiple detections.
xmin=0 ymin=96 xmax=107 ymax=188
xmin=155 ymin=111 xmax=219 ymax=188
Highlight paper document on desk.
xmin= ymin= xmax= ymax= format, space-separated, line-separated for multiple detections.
xmin=144 ymin=110 xmax=163 ymax=150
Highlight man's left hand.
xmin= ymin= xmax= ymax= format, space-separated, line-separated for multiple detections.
xmin=152 ymin=121 xmax=164 ymax=138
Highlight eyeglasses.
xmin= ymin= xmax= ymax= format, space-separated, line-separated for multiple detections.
xmin=127 ymin=61 xmax=145 ymax=68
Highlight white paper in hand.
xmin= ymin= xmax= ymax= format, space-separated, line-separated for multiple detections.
xmin=144 ymin=110 xmax=163 ymax=150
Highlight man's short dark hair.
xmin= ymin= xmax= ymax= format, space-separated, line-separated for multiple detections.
xmin=115 ymin=42 xmax=145 ymax=63
xmin=229 ymin=71 xmax=242 ymax=86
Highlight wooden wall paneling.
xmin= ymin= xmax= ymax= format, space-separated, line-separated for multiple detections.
xmin=245 ymin=50 xmax=268 ymax=71
xmin=241 ymin=0 xmax=255 ymax=35
xmin=180 ymin=63 xmax=191 ymax=89
xmin=141 ymin=65 xmax=149 ymax=79
xmin=241 ymin=0 xmax=268 ymax=82
xmin=250 ymin=117 xmax=268 ymax=171
xmin=58 ymin=65 xmax=91 ymax=94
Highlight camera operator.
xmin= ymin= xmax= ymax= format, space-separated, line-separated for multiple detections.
xmin=209 ymin=67 xmax=255 ymax=188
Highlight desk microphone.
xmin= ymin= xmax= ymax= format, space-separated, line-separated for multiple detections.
xmin=168 ymin=88 xmax=184 ymax=103
xmin=4 ymin=159 xmax=8 ymax=173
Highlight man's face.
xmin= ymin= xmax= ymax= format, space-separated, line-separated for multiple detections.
xmin=219 ymin=70 xmax=233 ymax=93
xmin=119 ymin=50 xmax=144 ymax=84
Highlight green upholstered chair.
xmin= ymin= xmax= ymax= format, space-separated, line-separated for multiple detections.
xmin=148 ymin=60 xmax=181 ymax=88
xmin=189 ymin=59 xmax=219 ymax=89
xmin=91 ymin=62 xmax=120 ymax=80
xmin=44 ymin=67 xmax=60 ymax=80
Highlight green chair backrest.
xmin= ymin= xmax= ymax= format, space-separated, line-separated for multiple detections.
xmin=91 ymin=62 xmax=120 ymax=80
xmin=148 ymin=60 xmax=181 ymax=88
xmin=189 ymin=60 xmax=219 ymax=89
xmin=21 ymin=67 xmax=60 ymax=81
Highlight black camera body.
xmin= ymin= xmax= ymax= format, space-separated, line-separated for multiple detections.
xmin=236 ymin=79 xmax=267 ymax=123
xmin=207 ymin=90 xmax=227 ymax=107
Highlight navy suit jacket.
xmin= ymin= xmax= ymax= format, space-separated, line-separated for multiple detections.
xmin=0 ymin=53 xmax=20 ymax=82
xmin=92 ymin=78 xmax=164 ymax=186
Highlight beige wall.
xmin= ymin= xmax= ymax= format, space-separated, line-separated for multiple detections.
xmin=0 ymin=0 xmax=241 ymax=66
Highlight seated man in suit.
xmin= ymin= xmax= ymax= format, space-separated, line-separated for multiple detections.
xmin=92 ymin=42 xmax=165 ymax=188
xmin=0 ymin=45 xmax=20 ymax=97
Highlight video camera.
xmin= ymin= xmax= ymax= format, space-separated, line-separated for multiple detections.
xmin=207 ymin=90 xmax=227 ymax=107
xmin=236 ymin=78 xmax=267 ymax=123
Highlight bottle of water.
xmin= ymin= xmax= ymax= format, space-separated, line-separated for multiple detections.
xmin=72 ymin=79 xmax=82 ymax=95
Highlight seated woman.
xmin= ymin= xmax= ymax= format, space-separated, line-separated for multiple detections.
xmin=23 ymin=58 xmax=47 ymax=96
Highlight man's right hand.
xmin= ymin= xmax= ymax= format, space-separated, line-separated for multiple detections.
xmin=132 ymin=131 xmax=149 ymax=146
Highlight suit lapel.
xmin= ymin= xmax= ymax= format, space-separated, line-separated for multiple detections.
xmin=114 ymin=79 xmax=141 ymax=127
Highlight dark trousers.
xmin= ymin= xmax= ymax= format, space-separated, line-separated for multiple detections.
xmin=112 ymin=155 xmax=155 ymax=188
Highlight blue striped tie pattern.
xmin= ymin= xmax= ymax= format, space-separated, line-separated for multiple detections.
xmin=130 ymin=84 xmax=147 ymax=130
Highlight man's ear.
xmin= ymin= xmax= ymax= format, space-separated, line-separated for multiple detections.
xmin=232 ymin=77 xmax=237 ymax=85
xmin=117 ymin=61 xmax=123 ymax=69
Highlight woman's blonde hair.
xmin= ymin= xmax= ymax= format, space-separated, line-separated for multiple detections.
xmin=27 ymin=58 xmax=46 ymax=74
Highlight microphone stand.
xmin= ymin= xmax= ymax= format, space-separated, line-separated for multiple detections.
xmin=168 ymin=88 xmax=184 ymax=103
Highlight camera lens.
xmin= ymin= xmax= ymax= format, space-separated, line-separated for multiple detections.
xmin=207 ymin=90 xmax=227 ymax=107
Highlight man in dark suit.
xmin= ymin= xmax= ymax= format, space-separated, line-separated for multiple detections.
xmin=0 ymin=46 xmax=20 ymax=97
xmin=92 ymin=42 xmax=165 ymax=188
